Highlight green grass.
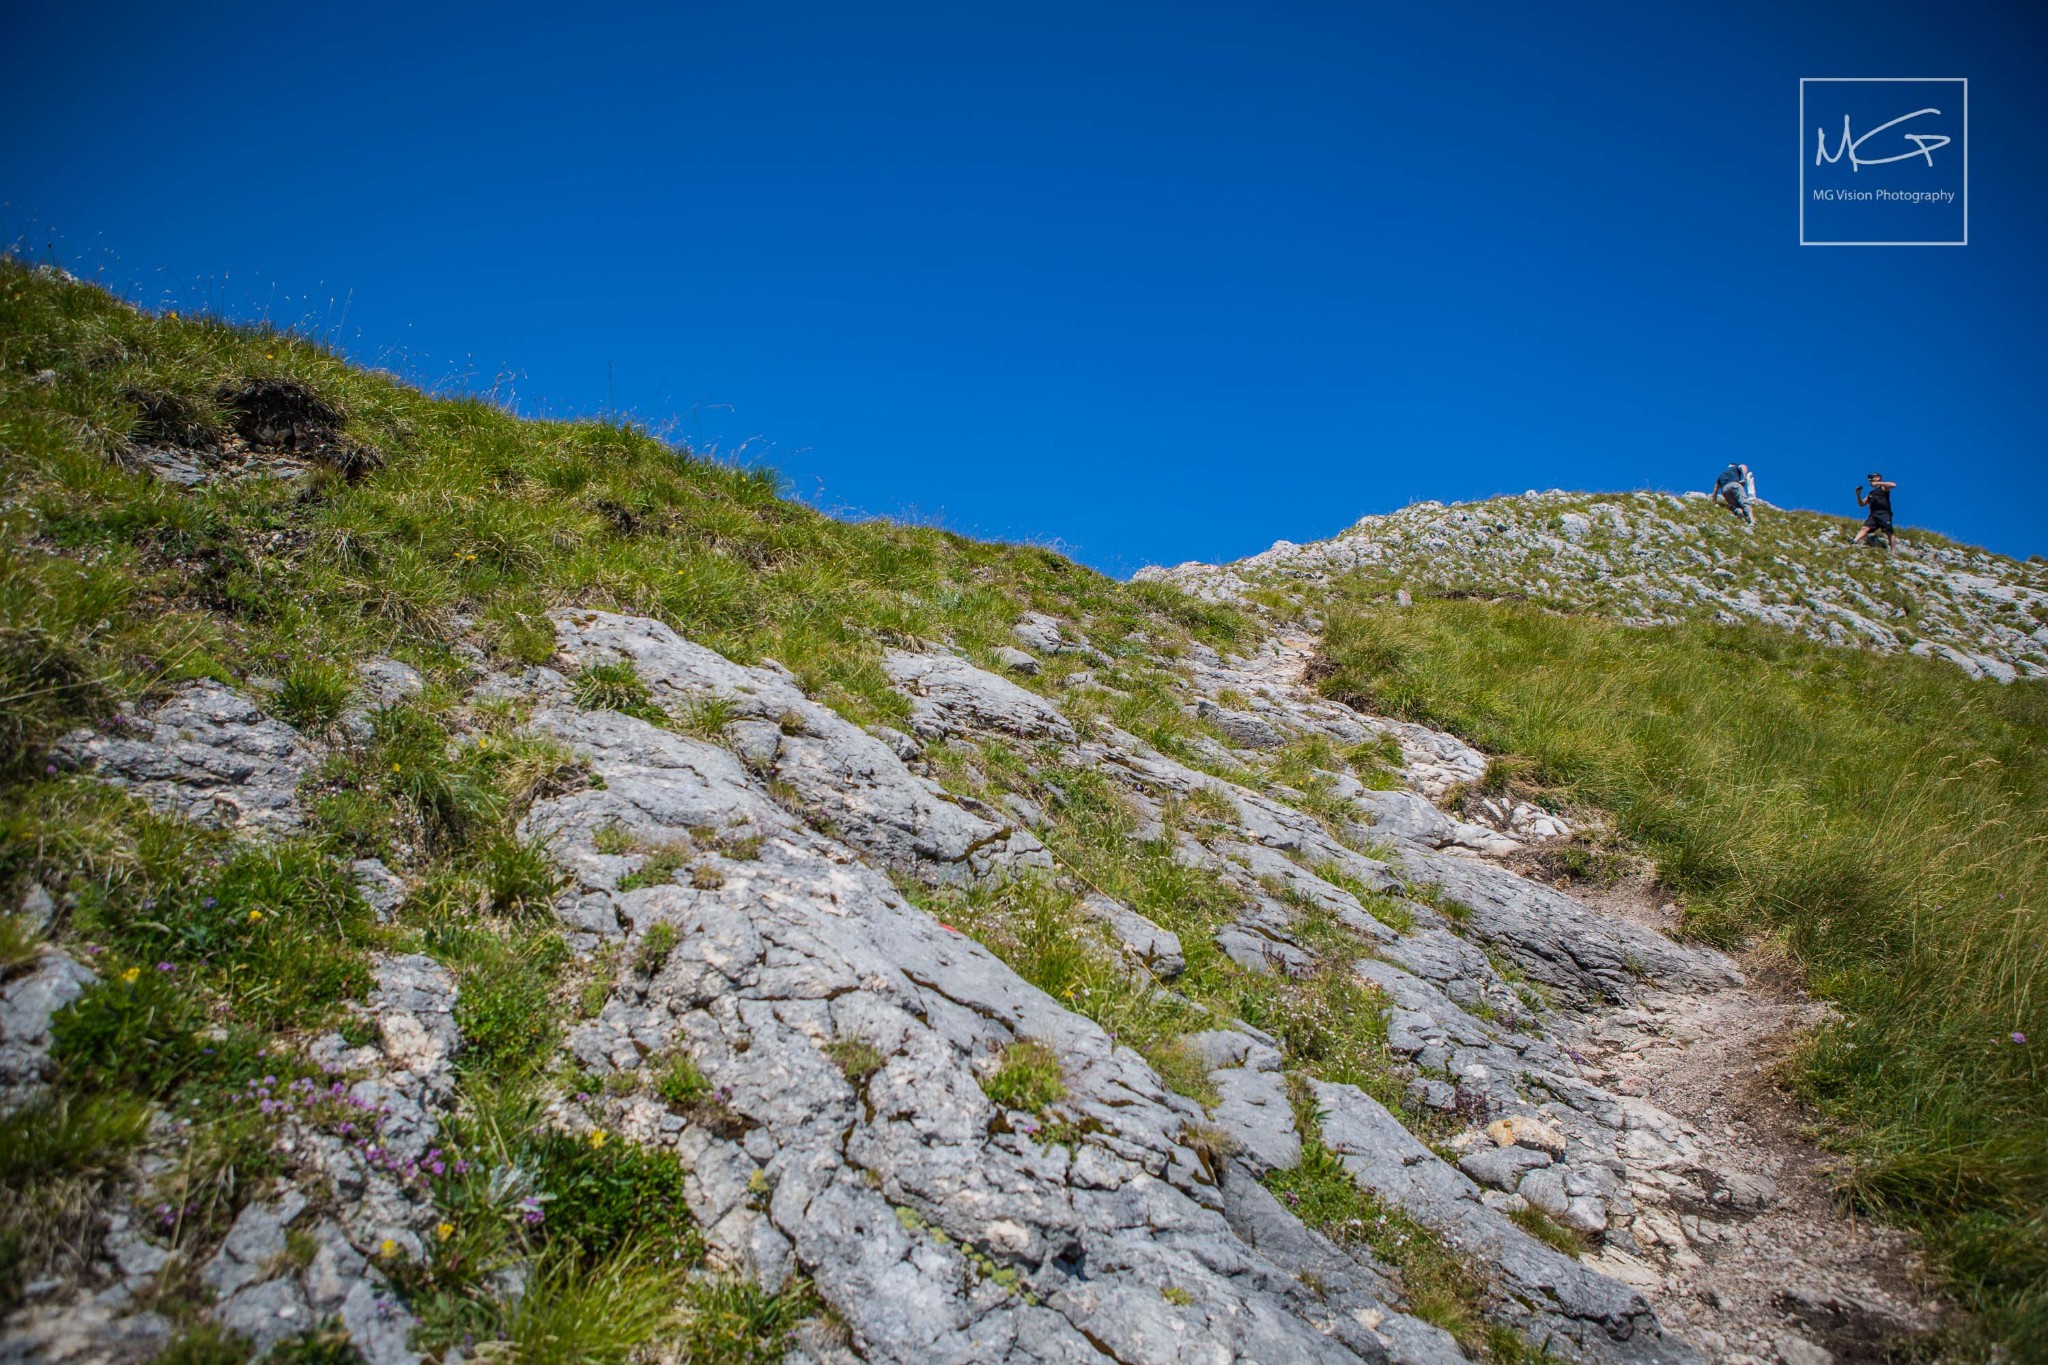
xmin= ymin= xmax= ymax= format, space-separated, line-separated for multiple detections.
xmin=1317 ymin=589 xmax=2048 ymax=1353
xmin=980 ymin=1039 xmax=1067 ymax=1114
xmin=825 ymin=1037 xmax=887 ymax=1086
xmin=0 ymin=1091 xmax=152 ymax=1309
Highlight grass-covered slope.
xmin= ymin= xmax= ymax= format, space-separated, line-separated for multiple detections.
xmin=0 ymin=259 xmax=1256 ymax=1357
xmin=1316 ymin=589 xmax=2048 ymax=1348
xmin=0 ymin=258 xmax=1245 ymax=782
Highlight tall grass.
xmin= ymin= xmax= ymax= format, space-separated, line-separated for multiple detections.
xmin=1317 ymin=591 xmax=2048 ymax=1351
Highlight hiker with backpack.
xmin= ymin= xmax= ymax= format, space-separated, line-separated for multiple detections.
xmin=1713 ymin=462 xmax=1757 ymax=526
xmin=1853 ymin=473 xmax=1897 ymax=549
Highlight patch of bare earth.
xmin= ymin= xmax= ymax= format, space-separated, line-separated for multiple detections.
xmin=1554 ymin=876 xmax=1949 ymax=1363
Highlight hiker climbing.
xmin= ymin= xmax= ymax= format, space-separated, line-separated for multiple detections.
xmin=1713 ymin=461 xmax=1757 ymax=526
xmin=1853 ymin=473 xmax=1897 ymax=549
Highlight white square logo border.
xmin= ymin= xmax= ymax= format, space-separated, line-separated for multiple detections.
xmin=1800 ymin=77 xmax=1967 ymax=247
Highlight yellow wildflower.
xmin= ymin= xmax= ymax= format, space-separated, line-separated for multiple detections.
xmin=588 ymin=1129 xmax=608 ymax=1149
xmin=247 ymin=909 xmax=264 ymax=924
xmin=379 ymin=1238 xmax=400 ymax=1258
xmin=120 ymin=966 xmax=141 ymax=984
xmin=436 ymin=1222 xmax=455 ymax=1241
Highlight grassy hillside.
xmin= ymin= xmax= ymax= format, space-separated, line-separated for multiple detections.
xmin=0 ymin=261 xmax=1249 ymax=779
xmin=1317 ymin=588 xmax=2048 ymax=1350
xmin=0 ymin=259 xmax=1256 ymax=1356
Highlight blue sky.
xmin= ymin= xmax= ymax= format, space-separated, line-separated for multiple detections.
xmin=5 ymin=1 xmax=2043 ymax=573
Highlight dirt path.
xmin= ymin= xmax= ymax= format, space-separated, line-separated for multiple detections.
xmin=1223 ymin=632 xmax=1951 ymax=1363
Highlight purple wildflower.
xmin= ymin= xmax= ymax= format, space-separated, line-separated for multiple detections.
xmin=2015 ymin=1032 xmax=2029 ymax=1045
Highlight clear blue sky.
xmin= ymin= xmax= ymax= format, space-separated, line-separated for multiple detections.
xmin=5 ymin=1 xmax=2044 ymax=573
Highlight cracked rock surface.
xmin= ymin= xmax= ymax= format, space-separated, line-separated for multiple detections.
xmin=51 ymin=680 xmax=317 ymax=835
xmin=525 ymin=689 xmax=1440 ymax=1363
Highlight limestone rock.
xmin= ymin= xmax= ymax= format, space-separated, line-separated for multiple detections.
xmin=0 ymin=949 xmax=97 ymax=1109
xmin=1460 ymin=1143 xmax=1552 ymax=1192
xmin=1077 ymin=893 xmax=1184 ymax=977
xmin=1489 ymin=1115 xmax=1569 ymax=1159
xmin=1313 ymin=1080 xmax=1696 ymax=1364
xmin=1185 ymin=1031 xmax=1301 ymax=1176
xmin=355 ymin=656 xmax=426 ymax=704
xmin=542 ymin=613 xmax=1050 ymax=883
xmin=351 ymin=858 xmax=407 ymax=919
xmin=991 ymin=645 xmax=1041 ymax=675
xmin=52 ymin=680 xmax=316 ymax=835
xmin=1195 ymin=699 xmax=1285 ymax=750
xmin=882 ymin=651 xmax=1076 ymax=744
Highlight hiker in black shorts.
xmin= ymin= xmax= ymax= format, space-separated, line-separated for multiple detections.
xmin=1853 ymin=473 xmax=1897 ymax=549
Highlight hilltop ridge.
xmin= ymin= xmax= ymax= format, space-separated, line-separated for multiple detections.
xmin=1141 ymin=490 xmax=2048 ymax=683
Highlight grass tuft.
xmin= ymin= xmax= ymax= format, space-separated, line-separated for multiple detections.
xmin=980 ymin=1039 xmax=1066 ymax=1114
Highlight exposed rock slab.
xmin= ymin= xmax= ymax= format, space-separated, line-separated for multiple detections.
xmin=529 ymin=695 xmax=1440 ymax=1363
xmin=52 ymin=680 xmax=316 ymax=835
xmin=1313 ymin=1081 xmax=1697 ymax=1365
xmin=547 ymin=611 xmax=1049 ymax=883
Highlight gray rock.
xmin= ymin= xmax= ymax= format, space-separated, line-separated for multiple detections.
xmin=1185 ymin=1032 xmax=1300 ymax=1175
xmin=517 ymin=636 xmax=1383 ymax=1364
xmin=1219 ymin=1166 xmax=1466 ymax=1365
xmin=868 ymin=725 xmax=923 ymax=763
xmin=17 ymin=883 xmax=55 ymax=931
xmin=338 ymin=1277 xmax=422 ymax=1365
xmin=1406 ymin=1078 xmax=1457 ymax=1110
xmin=882 ymin=651 xmax=1075 ymax=744
xmin=0 ymin=949 xmax=97 ymax=1108
xmin=467 ymin=664 xmax=570 ymax=705
xmin=0 ymin=1285 xmax=171 ymax=1363
xmin=217 ymin=1276 xmax=315 ymax=1354
xmin=203 ymin=1191 xmax=309 ymax=1297
xmin=370 ymin=954 xmax=459 ymax=1083
xmin=1195 ymin=699 xmax=1285 ymax=750
xmin=1011 ymin=612 xmax=1068 ymax=654
xmin=351 ymin=858 xmax=407 ymax=919
xmin=1215 ymin=925 xmax=1315 ymax=976
xmin=724 ymin=718 xmax=783 ymax=769
xmin=1313 ymin=1081 xmax=1696 ymax=1364
xmin=105 ymin=1224 xmax=169 ymax=1282
xmin=545 ymin=613 xmax=1050 ymax=883
xmin=1400 ymin=846 xmax=1741 ymax=1005
xmin=1774 ymin=1333 xmax=1833 ymax=1365
xmin=1459 ymin=1144 xmax=1552 ymax=1192
xmin=356 ymin=656 xmax=426 ymax=704
xmin=1077 ymin=893 xmax=1183 ymax=978
xmin=991 ymin=645 xmax=1041 ymax=675
xmin=52 ymin=681 xmax=317 ymax=835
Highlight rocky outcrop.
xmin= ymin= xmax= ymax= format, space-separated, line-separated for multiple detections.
xmin=546 ymin=610 xmax=1051 ymax=883
xmin=1142 ymin=491 xmax=2048 ymax=681
xmin=51 ymin=680 xmax=317 ymax=834
xmin=0 ymin=948 xmax=96 ymax=1111
xmin=523 ymin=691 xmax=1443 ymax=1364
xmin=12 ymin=597 xmax=1840 ymax=1363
